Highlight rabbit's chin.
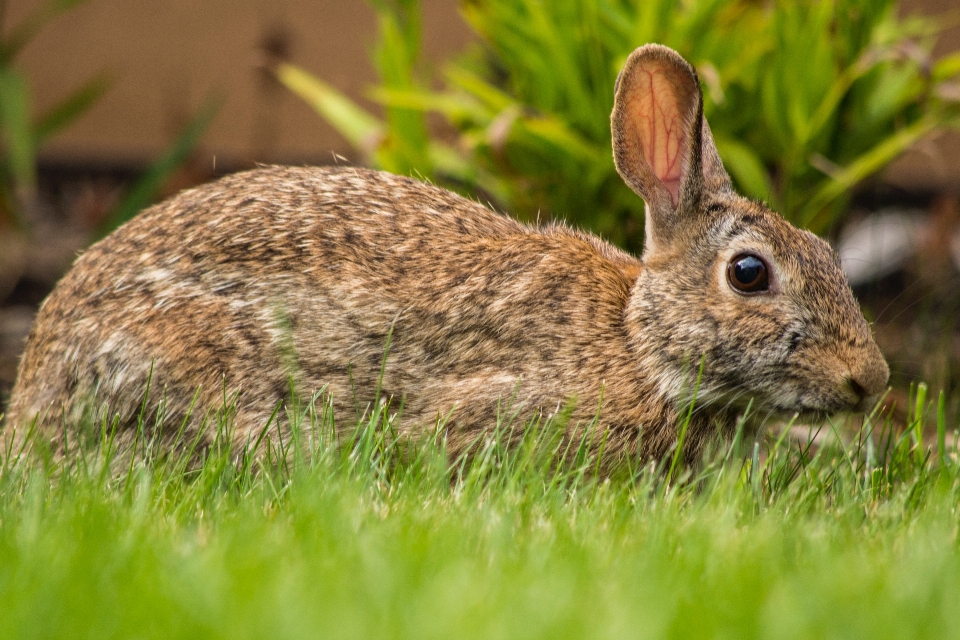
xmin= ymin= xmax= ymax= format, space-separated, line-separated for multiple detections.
xmin=745 ymin=401 xmax=877 ymax=427
xmin=714 ymin=391 xmax=874 ymax=428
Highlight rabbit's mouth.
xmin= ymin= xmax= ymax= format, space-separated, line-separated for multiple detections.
xmin=707 ymin=382 xmax=876 ymax=425
xmin=764 ymin=392 xmax=879 ymax=421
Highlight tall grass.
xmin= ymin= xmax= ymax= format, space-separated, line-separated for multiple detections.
xmin=1 ymin=386 xmax=958 ymax=638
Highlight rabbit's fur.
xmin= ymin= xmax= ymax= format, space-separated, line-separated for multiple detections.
xmin=4 ymin=45 xmax=888 ymax=461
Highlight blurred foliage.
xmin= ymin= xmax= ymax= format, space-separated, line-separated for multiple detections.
xmin=279 ymin=0 xmax=960 ymax=250
xmin=0 ymin=0 xmax=217 ymax=235
xmin=0 ymin=0 xmax=109 ymax=229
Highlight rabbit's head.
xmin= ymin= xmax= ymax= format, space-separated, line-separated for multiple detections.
xmin=613 ymin=44 xmax=888 ymax=420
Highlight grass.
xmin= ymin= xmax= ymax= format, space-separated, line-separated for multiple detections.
xmin=1 ymin=388 xmax=959 ymax=639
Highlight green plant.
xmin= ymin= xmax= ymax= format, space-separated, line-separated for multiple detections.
xmin=279 ymin=0 xmax=960 ymax=250
xmin=0 ymin=0 xmax=218 ymax=235
xmin=276 ymin=0 xmax=492 ymax=193
xmin=0 ymin=0 xmax=109 ymax=229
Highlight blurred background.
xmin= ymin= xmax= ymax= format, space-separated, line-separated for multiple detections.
xmin=1 ymin=0 xmax=959 ymax=428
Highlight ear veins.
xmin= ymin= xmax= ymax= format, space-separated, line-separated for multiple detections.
xmin=635 ymin=63 xmax=686 ymax=207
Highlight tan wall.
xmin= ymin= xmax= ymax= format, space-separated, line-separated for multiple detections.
xmin=7 ymin=0 xmax=960 ymax=189
xmin=10 ymin=0 xmax=471 ymax=166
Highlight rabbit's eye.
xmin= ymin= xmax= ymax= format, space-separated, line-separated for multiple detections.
xmin=727 ymin=254 xmax=769 ymax=294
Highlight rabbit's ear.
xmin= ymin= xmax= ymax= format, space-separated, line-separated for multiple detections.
xmin=612 ymin=44 xmax=731 ymax=251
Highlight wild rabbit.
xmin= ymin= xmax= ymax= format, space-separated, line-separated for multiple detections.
xmin=5 ymin=44 xmax=888 ymax=461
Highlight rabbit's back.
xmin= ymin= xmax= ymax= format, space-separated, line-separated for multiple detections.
xmin=9 ymin=166 xmax=661 ymax=455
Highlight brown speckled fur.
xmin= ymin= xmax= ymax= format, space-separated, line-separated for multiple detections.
xmin=4 ymin=45 xmax=888 ymax=462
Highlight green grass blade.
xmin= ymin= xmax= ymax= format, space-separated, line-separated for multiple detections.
xmin=33 ymin=73 xmax=110 ymax=145
xmin=519 ymin=115 xmax=605 ymax=162
xmin=0 ymin=0 xmax=92 ymax=63
xmin=801 ymin=116 xmax=941 ymax=230
xmin=936 ymin=390 xmax=946 ymax=469
xmin=444 ymin=67 xmax=515 ymax=112
xmin=933 ymin=51 xmax=960 ymax=83
xmin=368 ymin=86 xmax=486 ymax=122
xmin=0 ymin=68 xmax=35 ymax=194
xmin=713 ymin=136 xmax=775 ymax=203
xmin=276 ymin=62 xmax=384 ymax=151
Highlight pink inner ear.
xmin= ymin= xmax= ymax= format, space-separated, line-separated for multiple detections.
xmin=630 ymin=63 xmax=687 ymax=207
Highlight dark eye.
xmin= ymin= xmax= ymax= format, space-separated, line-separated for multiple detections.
xmin=727 ymin=253 xmax=769 ymax=293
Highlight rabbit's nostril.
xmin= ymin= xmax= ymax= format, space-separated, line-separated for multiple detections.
xmin=848 ymin=378 xmax=867 ymax=402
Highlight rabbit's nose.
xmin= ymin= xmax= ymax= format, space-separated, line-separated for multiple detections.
xmin=849 ymin=378 xmax=866 ymax=400
xmin=847 ymin=348 xmax=890 ymax=407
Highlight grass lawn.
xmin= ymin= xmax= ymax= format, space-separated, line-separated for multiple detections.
xmin=1 ymin=393 xmax=959 ymax=639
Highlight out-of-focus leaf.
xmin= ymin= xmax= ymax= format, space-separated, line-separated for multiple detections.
xmin=0 ymin=0 xmax=93 ymax=64
xmin=933 ymin=52 xmax=960 ymax=83
xmin=0 ymin=69 xmax=35 ymax=193
xmin=519 ymin=116 xmax=604 ymax=162
xmin=0 ymin=0 xmax=100 ymax=229
xmin=801 ymin=57 xmax=872 ymax=147
xmin=760 ymin=64 xmax=789 ymax=152
xmin=861 ymin=63 xmax=924 ymax=127
xmin=445 ymin=67 xmax=514 ymax=113
xmin=276 ymin=62 xmax=384 ymax=152
xmin=33 ymin=73 xmax=111 ymax=145
xmin=99 ymin=98 xmax=220 ymax=236
xmin=802 ymin=116 xmax=939 ymax=231
xmin=714 ymin=137 xmax=774 ymax=204
xmin=372 ymin=2 xmax=430 ymax=175
xmin=369 ymin=87 xmax=487 ymax=123
xmin=427 ymin=141 xmax=509 ymax=203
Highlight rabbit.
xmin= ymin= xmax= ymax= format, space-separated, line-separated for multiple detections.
xmin=4 ymin=44 xmax=888 ymax=462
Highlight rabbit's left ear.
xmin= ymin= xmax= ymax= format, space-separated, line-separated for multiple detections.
xmin=611 ymin=44 xmax=731 ymax=252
